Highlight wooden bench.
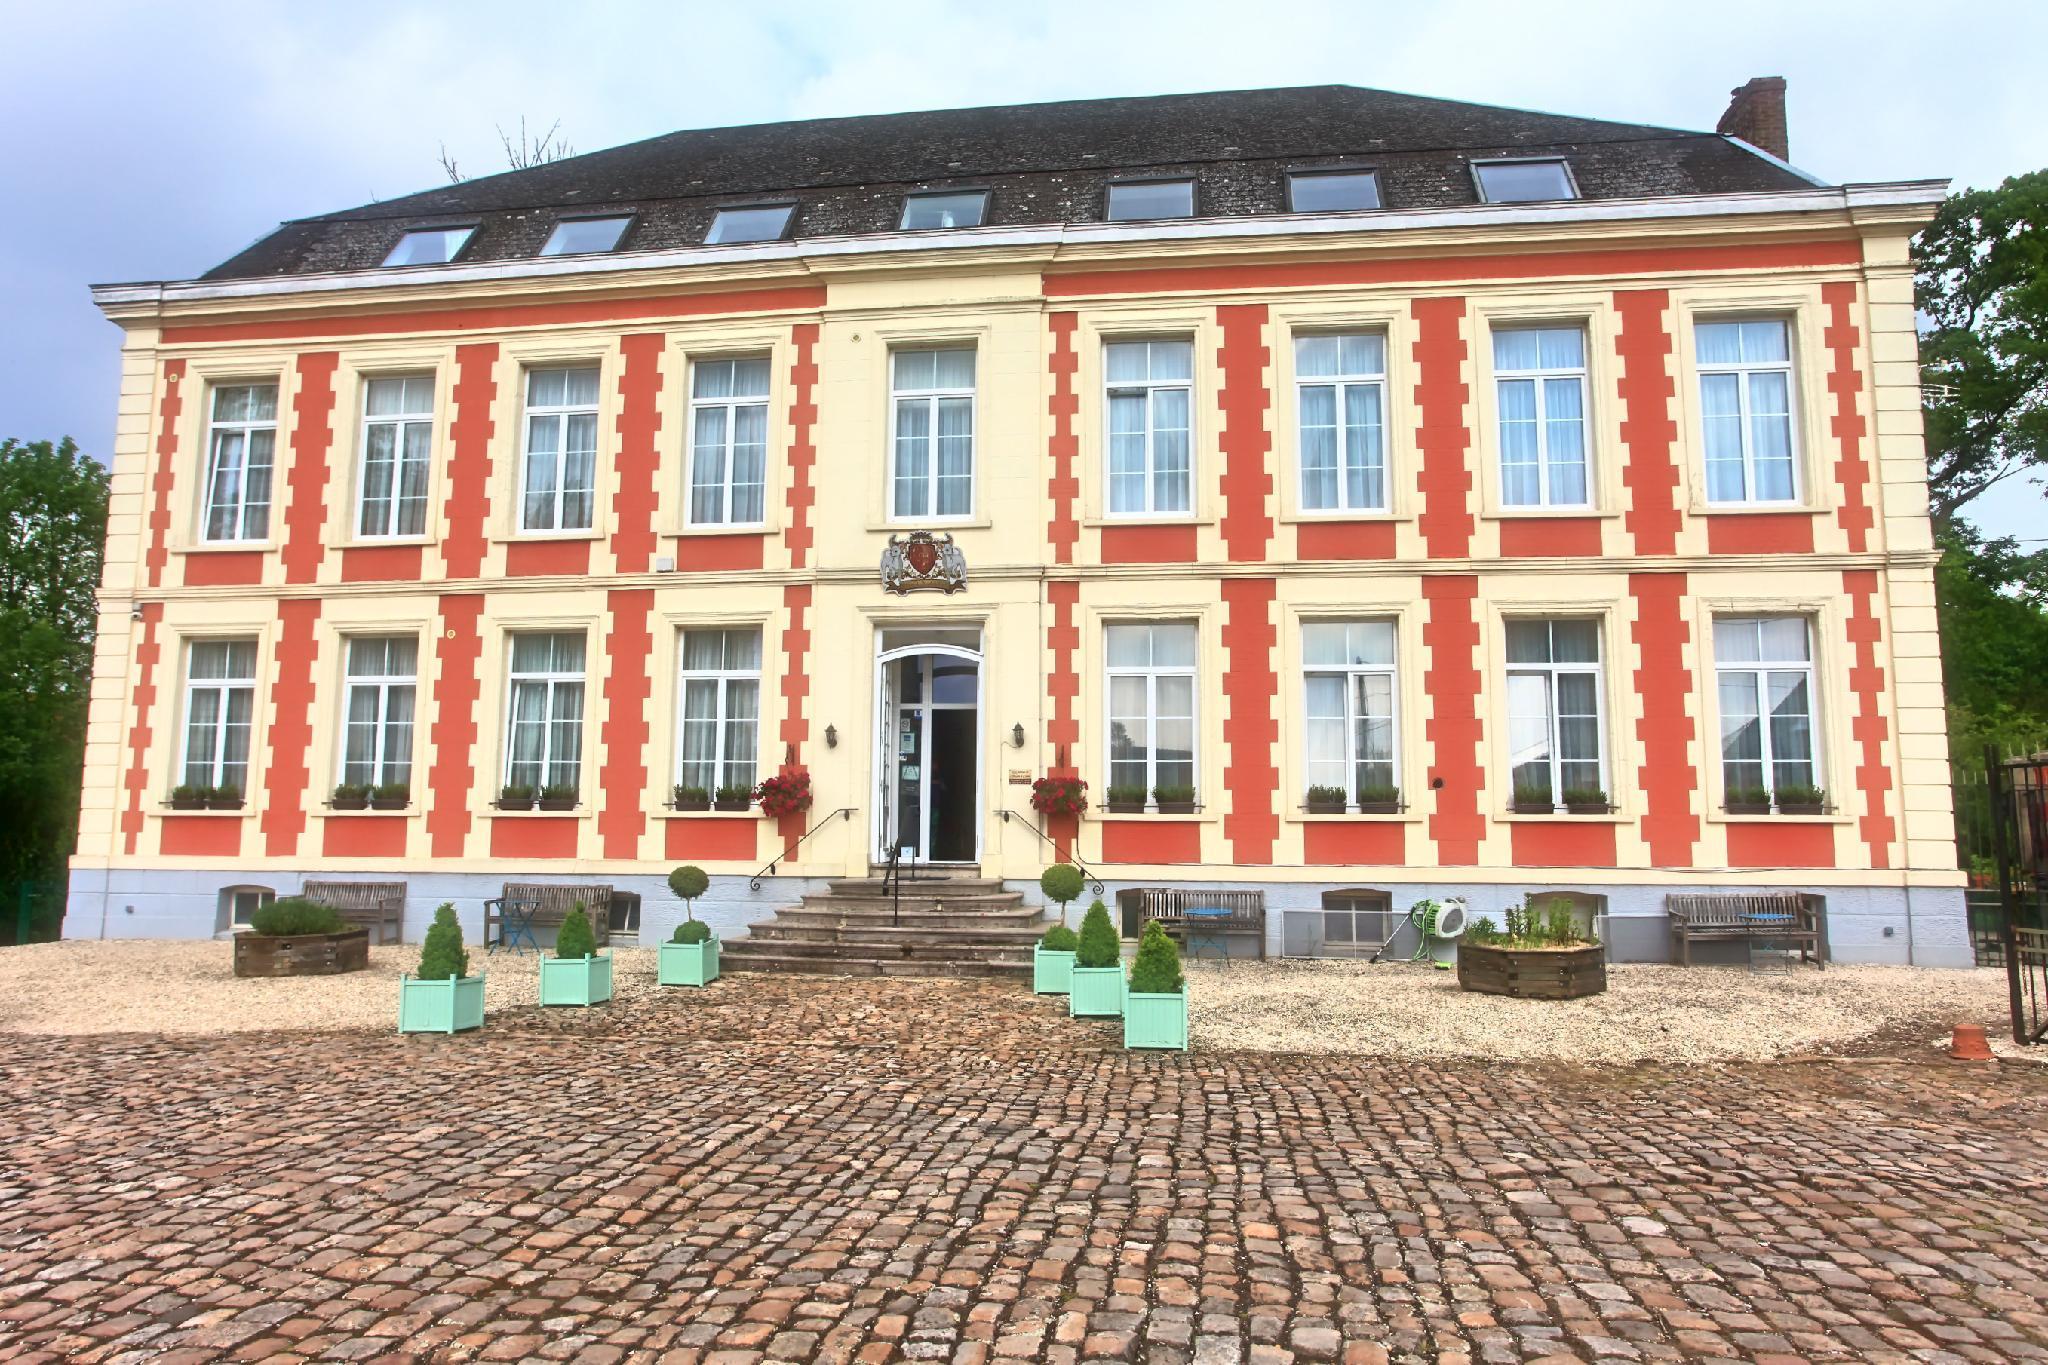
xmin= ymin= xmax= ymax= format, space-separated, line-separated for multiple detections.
xmin=489 ymin=883 xmax=615 ymax=949
xmin=1119 ymin=888 xmax=1266 ymax=960
xmin=302 ymin=880 xmax=405 ymax=945
xmin=1667 ymin=892 xmax=1823 ymax=967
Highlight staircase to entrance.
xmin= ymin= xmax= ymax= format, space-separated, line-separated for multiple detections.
xmin=720 ymin=871 xmax=1046 ymax=978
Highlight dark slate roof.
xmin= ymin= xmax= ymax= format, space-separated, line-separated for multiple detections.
xmin=203 ymin=85 xmax=1817 ymax=281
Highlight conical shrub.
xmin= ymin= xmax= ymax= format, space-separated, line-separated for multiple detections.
xmin=1075 ymin=899 xmax=1119 ymax=969
xmin=1128 ymin=919 xmax=1184 ymax=994
xmin=555 ymin=903 xmax=596 ymax=960
xmin=417 ymin=903 xmax=468 ymax=981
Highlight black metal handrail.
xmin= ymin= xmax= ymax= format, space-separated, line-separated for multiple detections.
xmin=749 ymin=806 xmax=855 ymax=891
xmin=998 ymin=809 xmax=1106 ymax=896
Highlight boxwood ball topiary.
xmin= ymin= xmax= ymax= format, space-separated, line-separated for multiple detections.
xmin=1040 ymin=923 xmax=1079 ymax=952
xmin=555 ymin=903 xmax=597 ymax=960
xmin=1075 ymin=899 xmax=1119 ymax=969
xmin=1039 ymin=864 xmax=1085 ymax=911
xmin=668 ymin=865 xmax=709 ymax=903
xmin=1128 ymin=919 xmax=1185 ymax=994
xmin=672 ymin=919 xmax=712 ymax=945
xmin=247 ymin=897 xmax=345 ymax=937
xmin=416 ymin=903 xmax=468 ymax=981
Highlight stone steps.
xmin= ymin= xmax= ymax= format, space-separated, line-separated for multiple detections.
xmin=722 ymin=873 xmax=1045 ymax=979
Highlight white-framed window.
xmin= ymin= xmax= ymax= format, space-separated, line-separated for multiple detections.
xmin=1287 ymin=171 xmax=1382 ymax=213
xmin=1698 ymin=318 xmax=1799 ymax=505
xmin=1107 ymin=180 xmax=1194 ymax=221
xmin=219 ymin=885 xmax=275 ymax=933
xmin=1714 ymin=616 xmax=1818 ymax=800
xmin=900 ymin=192 xmax=987 ymax=230
xmin=341 ymin=636 xmax=418 ymax=790
xmin=1106 ymin=622 xmax=1198 ymax=805
xmin=1296 ymin=333 xmax=1387 ymax=512
xmin=520 ymin=367 xmax=599 ymax=532
xmin=504 ymin=632 xmax=586 ymax=794
xmin=180 ymin=639 xmax=258 ymax=793
xmin=687 ymin=357 xmax=771 ymax=526
xmin=1472 ymin=158 xmax=1577 ymax=203
xmin=542 ymin=215 xmax=633 ymax=255
xmin=1302 ymin=620 xmax=1399 ymax=804
xmin=1106 ymin=339 xmax=1193 ymax=516
xmin=383 ymin=226 xmax=474 ymax=267
xmin=706 ymin=205 xmax=794 ymax=244
xmin=1494 ymin=326 xmax=1589 ymax=508
xmin=1505 ymin=618 xmax=1605 ymax=807
xmin=891 ymin=348 xmax=976 ymax=519
xmin=356 ymin=375 xmax=434 ymax=538
xmin=201 ymin=383 xmax=278 ymax=543
xmin=676 ymin=628 xmax=762 ymax=797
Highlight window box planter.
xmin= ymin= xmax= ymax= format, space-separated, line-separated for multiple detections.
xmin=398 ymin=972 xmax=486 ymax=1034
xmin=1564 ymin=799 xmax=1613 ymax=816
xmin=712 ymin=794 xmax=753 ymax=812
xmin=658 ymin=936 xmax=720 ymax=987
xmin=234 ymin=927 xmax=369 ymax=978
xmin=497 ymin=787 xmax=535 ymax=812
xmin=1776 ymin=800 xmax=1825 ymax=816
xmin=330 ymin=788 xmax=370 ymax=811
xmin=1723 ymin=800 xmax=1771 ymax=816
xmin=1033 ymin=944 xmax=1075 ymax=995
xmin=1355 ymin=800 xmax=1402 ymax=815
xmin=170 ymin=790 xmax=208 ymax=811
xmin=1304 ymin=797 xmax=1347 ymax=816
xmin=537 ymin=795 xmax=578 ymax=813
xmin=538 ymin=950 xmax=614 ymax=1007
xmin=1068 ymin=965 xmax=1124 ymax=1017
xmin=207 ymin=791 xmax=246 ymax=811
xmin=1510 ymin=800 xmax=1555 ymax=815
xmin=370 ymin=789 xmax=410 ymax=811
xmin=1123 ymin=985 xmax=1189 ymax=1050
xmin=1456 ymin=941 xmax=1607 ymax=1000
xmin=1153 ymin=789 xmax=1198 ymax=815
xmin=672 ymin=787 xmax=711 ymax=813
xmin=1103 ymin=800 xmax=1145 ymax=815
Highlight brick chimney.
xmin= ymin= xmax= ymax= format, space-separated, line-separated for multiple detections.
xmin=1717 ymin=76 xmax=1789 ymax=162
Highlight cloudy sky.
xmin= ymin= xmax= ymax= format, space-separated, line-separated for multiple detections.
xmin=6 ymin=0 xmax=2045 ymax=536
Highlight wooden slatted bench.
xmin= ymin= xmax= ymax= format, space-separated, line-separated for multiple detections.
xmin=490 ymin=883 xmax=615 ymax=949
xmin=302 ymin=880 xmax=406 ymax=945
xmin=1120 ymin=888 xmax=1266 ymax=960
xmin=1667 ymin=892 xmax=1823 ymax=967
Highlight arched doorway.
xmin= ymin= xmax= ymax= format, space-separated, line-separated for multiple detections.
xmin=873 ymin=627 xmax=983 ymax=865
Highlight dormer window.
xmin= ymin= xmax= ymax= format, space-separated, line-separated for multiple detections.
xmin=1107 ymin=179 xmax=1194 ymax=222
xmin=382 ymin=226 xmax=475 ymax=267
xmin=706 ymin=204 xmax=794 ymax=244
xmin=542 ymin=215 xmax=633 ymax=255
xmin=1472 ymin=158 xmax=1578 ymax=204
xmin=1287 ymin=170 xmax=1382 ymax=213
xmin=900 ymin=191 xmax=988 ymax=230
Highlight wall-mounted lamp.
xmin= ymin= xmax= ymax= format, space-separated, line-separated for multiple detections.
xmin=1010 ymin=723 xmax=1027 ymax=748
xmin=824 ymin=724 xmax=838 ymax=749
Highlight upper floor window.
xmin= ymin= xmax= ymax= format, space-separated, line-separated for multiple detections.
xmin=1505 ymin=618 xmax=1605 ymax=810
xmin=201 ymin=383 xmax=278 ymax=544
xmin=383 ymin=226 xmax=474 ymax=267
xmin=1106 ymin=622 xmax=1198 ymax=808
xmin=900 ymin=191 xmax=988 ymax=230
xmin=1302 ymin=620 xmax=1398 ymax=808
xmin=1296 ymin=333 xmax=1386 ymax=512
xmin=1714 ymin=616 xmax=1818 ymax=804
xmin=505 ymin=632 xmax=586 ymax=796
xmin=1494 ymin=326 xmax=1589 ymax=508
xmin=1698 ymin=319 xmax=1798 ymax=505
xmin=520 ymin=367 xmax=599 ymax=532
xmin=1107 ymin=179 xmax=1194 ymax=221
xmin=1472 ymin=158 xmax=1577 ymax=203
xmin=677 ymin=628 xmax=762 ymax=799
xmin=1287 ymin=170 xmax=1382 ymax=213
xmin=688 ymin=357 xmax=771 ymax=527
xmin=1106 ymin=339 xmax=1193 ymax=516
xmin=357 ymin=375 xmax=434 ymax=539
xmin=706 ymin=204 xmax=794 ymax=244
xmin=341 ymin=636 xmax=418 ymax=792
xmin=891 ymin=348 xmax=976 ymax=519
xmin=181 ymin=640 xmax=257 ymax=796
xmin=542 ymin=215 xmax=633 ymax=255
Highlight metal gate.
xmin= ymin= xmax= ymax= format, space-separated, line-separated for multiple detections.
xmin=2 ymin=879 xmax=65 ymax=947
xmin=1985 ymin=746 xmax=2048 ymax=1044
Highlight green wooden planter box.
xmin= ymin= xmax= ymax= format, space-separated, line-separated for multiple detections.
xmin=1033 ymin=945 xmax=1075 ymax=995
xmin=1123 ymin=987 xmax=1190 ymax=1050
xmin=658 ymin=936 xmax=720 ymax=987
xmin=1068 ymin=964 xmax=1124 ymax=1017
xmin=539 ymin=951 xmax=614 ymax=1007
xmin=398 ymin=973 xmax=485 ymax=1034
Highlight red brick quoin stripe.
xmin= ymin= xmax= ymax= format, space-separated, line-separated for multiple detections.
xmin=1411 ymin=297 xmax=1473 ymax=560
xmin=1220 ymin=578 xmax=1278 ymax=865
xmin=1421 ymin=576 xmax=1484 ymax=864
xmin=426 ymin=594 xmax=485 ymax=859
xmin=261 ymin=599 xmax=322 ymax=858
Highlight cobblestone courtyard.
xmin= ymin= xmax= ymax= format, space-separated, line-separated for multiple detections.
xmin=3 ymin=977 xmax=2047 ymax=1363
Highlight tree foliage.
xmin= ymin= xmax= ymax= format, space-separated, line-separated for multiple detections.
xmin=1039 ymin=864 xmax=1084 ymax=916
xmin=1127 ymin=920 xmax=1185 ymax=994
xmin=555 ymin=903 xmax=597 ymax=960
xmin=1075 ymin=899 xmax=1119 ymax=969
xmin=1937 ymin=526 xmax=2048 ymax=768
xmin=417 ymin=903 xmax=469 ymax=980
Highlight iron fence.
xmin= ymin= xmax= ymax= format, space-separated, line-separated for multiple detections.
xmin=3 ymin=880 xmax=66 ymax=946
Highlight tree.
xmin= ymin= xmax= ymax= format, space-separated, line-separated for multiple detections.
xmin=1936 ymin=525 xmax=2048 ymax=765
xmin=439 ymin=118 xmax=575 ymax=185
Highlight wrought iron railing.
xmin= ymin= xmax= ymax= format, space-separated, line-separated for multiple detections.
xmin=749 ymin=807 xmax=855 ymax=891
xmin=997 ymin=808 xmax=1105 ymax=896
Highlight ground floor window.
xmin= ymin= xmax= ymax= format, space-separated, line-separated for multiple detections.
xmin=1302 ymin=619 xmax=1398 ymax=806
xmin=1106 ymin=621 xmax=1198 ymax=807
xmin=1714 ymin=615 xmax=1818 ymax=801
xmin=341 ymin=636 xmax=417 ymax=791
xmin=677 ymin=628 xmax=761 ymax=797
xmin=181 ymin=639 xmax=258 ymax=794
xmin=505 ymin=632 xmax=586 ymax=795
xmin=1505 ymin=618 xmax=1605 ymax=808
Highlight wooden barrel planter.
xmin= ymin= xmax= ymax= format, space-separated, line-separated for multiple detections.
xmin=234 ymin=927 xmax=371 ymax=978
xmin=1456 ymin=941 xmax=1607 ymax=1000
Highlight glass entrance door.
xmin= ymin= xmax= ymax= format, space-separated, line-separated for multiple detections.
xmin=878 ymin=649 xmax=980 ymax=863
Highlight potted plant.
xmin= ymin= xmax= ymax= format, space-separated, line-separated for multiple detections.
xmin=330 ymin=782 xmax=370 ymax=811
xmin=233 ymin=897 xmax=369 ymax=978
xmin=673 ymin=784 xmax=711 ymax=812
xmin=659 ymin=864 xmax=719 ymax=986
xmin=1456 ymin=893 xmax=1605 ymax=1000
xmin=497 ymin=783 xmax=535 ymax=812
xmin=1103 ymin=784 xmax=1147 ymax=814
xmin=538 ymin=902 xmax=613 ymax=1006
xmin=1724 ymin=783 xmax=1771 ymax=816
xmin=1068 ymin=899 xmax=1124 ymax=1018
xmin=208 ymin=783 xmax=245 ymax=810
xmin=538 ymin=783 xmax=579 ymax=812
xmin=371 ymin=781 xmax=410 ymax=811
xmin=1034 ymin=863 xmax=1086 ymax=995
xmin=1510 ymin=783 xmax=1554 ymax=814
xmin=1152 ymin=784 xmax=1197 ymax=815
xmin=170 ymin=783 xmax=208 ymax=811
xmin=1123 ymin=919 xmax=1189 ymax=1051
xmin=1562 ymin=786 xmax=1611 ymax=815
xmin=1775 ymin=783 xmax=1828 ymax=815
xmin=713 ymin=784 xmax=753 ymax=812
xmin=1304 ymin=784 xmax=1348 ymax=815
xmin=399 ymin=903 xmax=485 ymax=1034
xmin=1029 ymin=775 xmax=1089 ymax=819
xmin=755 ymin=770 xmax=812 ymax=819
xmin=1356 ymin=782 xmax=1402 ymax=814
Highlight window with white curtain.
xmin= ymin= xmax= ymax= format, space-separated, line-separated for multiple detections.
xmin=688 ymin=357 xmax=770 ymax=526
xmin=891 ymin=348 xmax=976 ymax=519
xmin=357 ymin=375 xmax=434 ymax=538
xmin=181 ymin=640 xmax=257 ymax=793
xmin=1698 ymin=319 xmax=1799 ymax=505
xmin=341 ymin=637 xmax=417 ymax=790
xmin=504 ymin=633 xmax=586 ymax=793
xmin=1302 ymin=620 xmax=1398 ymax=804
xmin=899 ymin=192 xmax=988 ymax=230
xmin=1505 ymin=619 xmax=1605 ymax=806
xmin=1296 ymin=333 xmax=1386 ymax=512
xmin=201 ymin=383 xmax=278 ymax=543
xmin=1715 ymin=616 xmax=1818 ymax=799
xmin=1106 ymin=340 xmax=1193 ymax=516
xmin=1494 ymin=326 xmax=1589 ymax=508
xmin=676 ymin=628 xmax=761 ymax=796
xmin=1106 ymin=622 xmax=1198 ymax=803
xmin=520 ymin=367 xmax=599 ymax=532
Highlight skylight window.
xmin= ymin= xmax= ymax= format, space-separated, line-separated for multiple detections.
xmin=382 ymin=226 xmax=475 ymax=267
xmin=1106 ymin=179 xmax=1195 ymax=222
xmin=705 ymin=205 xmax=795 ymax=245
xmin=899 ymin=191 xmax=988 ymax=230
xmin=1472 ymin=159 xmax=1578 ymax=204
xmin=1287 ymin=170 xmax=1383 ymax=213
xmin=542 ymin=215 xmax=633 ymax=256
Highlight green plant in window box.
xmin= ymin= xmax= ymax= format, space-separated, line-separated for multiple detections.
xmin=1152 ymin=784 xmax=1197 ymax=814
xmin=673 ymin=784 xmax=710 ymax=812
xmin=208 ymin=783 xmax=245 ymax=810
xmin=537 ymin=783 xmax=578 ymax=812
xmin=539 ymin=902 xmax=613 ymax=1006
xmin=1304 ymin=784 xmax=1348 ymax=814
xmin=371 ymin=781 xmax=410 ymax=810
xmin=1355 ymin=781 xmax=1401 ymax=813
xmin=330 ymin=782 xmax=370 ymax=811
xmin=1774 ymin=783 xmax=1827 ymax=815
xmin=1724 ymin=784 xmax=1771 ymax=815
xmin=399 ymin=902 xmax=485 ymax=1034
xmin=1561 ymin=786 xmax=1610 ymax=815
xmin=714 ymin=784 xmax=753 ymax=811
xmin=170 ymin=783 xmax=207 ymax=810
xmin=497 ymin=783 xmax=535 ymax=811
xmin=1104 ymin=783 xmax=1148 ymax=813
xmin=1510 ymin=783 xmax=1554 ymax=814
xmin=1068 ymin=899 xmax=1124 ymax=1017
xmin=660 ymin=865 xmax=719 ymax=986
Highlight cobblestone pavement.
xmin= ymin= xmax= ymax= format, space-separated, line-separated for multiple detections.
xmin=3 ymin=976 xmax=2047 ymax=1363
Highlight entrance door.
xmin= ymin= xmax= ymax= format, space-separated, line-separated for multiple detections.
xmin=876 ymin=644 xmax=981 ymax=864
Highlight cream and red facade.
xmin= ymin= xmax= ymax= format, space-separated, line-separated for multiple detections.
xmin=74 ymin=179 xmax=1968 ymax=962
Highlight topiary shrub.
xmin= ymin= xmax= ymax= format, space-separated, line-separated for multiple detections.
xmin=669 ymin=865 xmax=709 ymax=922
xmin=1040 ymin=923 xmax=1079 ymax=952
xmin=417 ymin=903 xmax=468 ymax=981
xmin=672 ymin=919 xmax=712 ymax=945
xmin=1128 ymin=919 xmax=1184 ymax=995
xmin=555 ymin=903 xmax=596 ymax=960
xmin=247 ymin=897 xmax=345 ymax=937
xmin=1039 ymin=864 xmax=1084 ymax=922
xmin=1074 ymin=899 xmax=1119 ymax=969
